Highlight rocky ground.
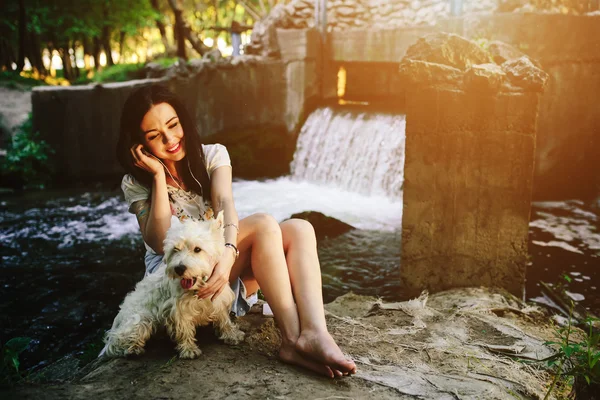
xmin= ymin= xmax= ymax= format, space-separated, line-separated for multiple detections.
xmin=0 ymin=86 xmax=31 ymax=151
xmin=2 ymin=287 xmax=569 ymax=399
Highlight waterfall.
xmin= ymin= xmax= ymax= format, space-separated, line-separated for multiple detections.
xmin=290 ymin=106 xmax=406 ymax=200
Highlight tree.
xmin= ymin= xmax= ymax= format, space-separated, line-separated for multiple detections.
xmin=151 ymin=0 xmax=174 ymax=55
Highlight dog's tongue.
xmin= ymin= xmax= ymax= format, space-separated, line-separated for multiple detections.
xmin=181 ymin=278 xmax=194 ymax=290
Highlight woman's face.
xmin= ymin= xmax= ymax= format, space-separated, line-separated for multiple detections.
xmin=140 ymin=102 xmax=186 ymax=162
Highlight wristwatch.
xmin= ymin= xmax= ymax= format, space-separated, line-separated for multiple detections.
xmin=224 ymin=243 xmax=239 ymax=259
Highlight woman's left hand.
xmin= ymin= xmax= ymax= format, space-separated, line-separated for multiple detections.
xmin=195 ymin=250 xmax=235 ymax=301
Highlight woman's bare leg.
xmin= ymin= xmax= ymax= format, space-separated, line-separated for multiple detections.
xmin=279 ymin=219 xmax=357 ymax=375
xmin=229 ymin=213 xmax=334 ymax=377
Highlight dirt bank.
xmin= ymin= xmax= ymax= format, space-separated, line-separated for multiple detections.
xmin=2 ymin=287 xmax=565 ymax=399
xmin=0 ymin=86 xmax=31 ymax=147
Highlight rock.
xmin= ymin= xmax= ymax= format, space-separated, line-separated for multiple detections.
xmin=144 ymin=62 xmax=166 ymax=78
xmin=163 ymin=58 xmax=192 ymax=79
xmin=187 ymin=58 xmax=207 ymax=74
xmin=502 ymin=56 xmax=549 ymax=92
xmin=288 ymin=211 xmax=355 ymax=240
xmin=404 ymin=33 xmax=491 ymax=70
xmin=464 ymin=63 xmax=506 ymax=91
xmin=2 ymin=288 xmax=560 ymax=399
xmin=202 ymin=49 xmax=222 ymax=63
xmin=488 ymin=40 xmax=526 ymax=65
xmin=399 ymin=59 xmax=463 ymax=88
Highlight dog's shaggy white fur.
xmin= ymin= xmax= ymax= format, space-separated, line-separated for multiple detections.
xmin=102 ymin=211 xmax=244 ymax=359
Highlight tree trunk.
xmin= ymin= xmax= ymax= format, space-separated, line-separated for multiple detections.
xmin=168 ymin=0 xmax=187 ymax=59
xmin=118 ymin=31 xmax=126 ymax=63
xmin=59 ymin=47 xmax=73 ymax=80
xmin=70 ymin=40 xmax=80 ymax=79
xmin=167 ymin=0 xmax=210 ymax=57
xmin=101 ymin=7 xmax=114 ymax=66
xmin=17 ymin=0 xmax=26 ymax=71
xmin=151 ymin=0 xmax=173 ymax=54
xmin=27 ymin=30 xmax=46 ymax=76
xmin=0 ymin=38 xmax=17 ymax=70
xmin=92 ymin=37 xmax=101 ymax=70
xmin=101 ymin=27 xmax=114 ymax=66
xmin=81 ymin=35 xmax=93 ymax=70
xmin=47 ymin=43 xmax=56 ymax=76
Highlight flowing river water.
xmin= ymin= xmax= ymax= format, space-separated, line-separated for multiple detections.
xmin=0 ymin=106 xmax=598 ymax=374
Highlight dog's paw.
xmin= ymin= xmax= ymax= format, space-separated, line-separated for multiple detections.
xmin=178 ymin=345 xmax=202 ymax=359
xmin=222 ymin=328 xmax=245 ymax=345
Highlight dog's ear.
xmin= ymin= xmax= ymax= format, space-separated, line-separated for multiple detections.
xmin=213 ymin=210 xmax=225 ymax=229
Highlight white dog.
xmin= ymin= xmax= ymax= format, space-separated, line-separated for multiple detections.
xmin=102 ymin=211 xmax=245 ymax=359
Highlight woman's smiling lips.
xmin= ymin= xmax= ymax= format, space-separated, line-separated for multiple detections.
xmin=166 ymin=142 xmax=181 ymax=153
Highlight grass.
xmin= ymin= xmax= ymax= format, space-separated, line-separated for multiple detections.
xmin=1 ymin=337 xmax=32 ymax=387
xmin=2 ymin=54 xmax=181 ymax=88
xmin=0 ymin=70 xmax=48 ymax=89
xmin=73 ymin=63 xmax=146 ymax=85
xmin=151 ymin=57 xmax=179 ymax=68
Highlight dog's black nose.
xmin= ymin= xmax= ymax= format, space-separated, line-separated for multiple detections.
xmin=174 ymin=265 xmax=187 ymax=276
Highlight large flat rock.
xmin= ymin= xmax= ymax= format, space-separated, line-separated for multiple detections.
xmin=3 ymin=287 xmax=564 ymax=399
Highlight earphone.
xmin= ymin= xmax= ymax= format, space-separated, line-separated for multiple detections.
xmin=141 ymin=148 xmax=205 ymax=209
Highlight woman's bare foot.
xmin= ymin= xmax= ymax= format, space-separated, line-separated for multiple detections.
xmin=279 ymin=343 xmax=334 ymax=378
xmin=295 ymin=329 xmax=357 ymax=374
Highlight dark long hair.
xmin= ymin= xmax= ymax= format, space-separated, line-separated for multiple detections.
xmin=116 ymin=84 xmax=211 ymax=201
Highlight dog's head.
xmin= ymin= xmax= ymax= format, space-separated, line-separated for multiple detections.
xmin=163 ymin=211 xmax=225 ymax=291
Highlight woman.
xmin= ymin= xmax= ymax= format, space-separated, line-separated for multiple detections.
xmin=116 ymin=85 xmax=356 ymax=378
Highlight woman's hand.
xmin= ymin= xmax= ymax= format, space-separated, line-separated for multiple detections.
xmin=130 ymin=144 xmax=164 ymax=177
xmin=195 ymin=249 xmax=236 ymax=301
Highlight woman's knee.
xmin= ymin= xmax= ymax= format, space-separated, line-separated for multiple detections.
xmin=280 ymin=218 xmax=316 ymax=243
xmin=248 ymin=213 xmax=281 ymax=236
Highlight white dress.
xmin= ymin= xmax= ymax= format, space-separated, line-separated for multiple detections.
xmin=120 ymin=144 xmax=255 ymax=316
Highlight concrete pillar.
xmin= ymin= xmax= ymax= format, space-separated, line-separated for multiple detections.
xmin=400 ymin=87 xmax=540 ymax=297
xmin=276 ymin=28 xmax=322 ymax=133
xmin=398 ymin=34 xmax=548 ymax=297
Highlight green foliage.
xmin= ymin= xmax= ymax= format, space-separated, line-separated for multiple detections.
xmin=91 ymin=63 xmax=145 ymax=83
xmin=1 ymin=337 xmax=32 ymax=386
xmin=73 ymin=63 xmax=145 ymax=85
xmin=152 ymin=57 xmax=179 ymax=68
xmin=1 ymin=113 xmax=55 ymax=187
xmin=0 ymin=71 xmax=47 ymax=89
xmin=543 ymin=305 xmax=600 ymax=399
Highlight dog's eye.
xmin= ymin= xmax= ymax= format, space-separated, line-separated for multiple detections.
xmin=173 ymin=247 xmax=181 ymax=252
xmin=194 ymin=247 xmax=202 ymax=253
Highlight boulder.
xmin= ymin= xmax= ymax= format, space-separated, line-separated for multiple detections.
xmin=464 ymin=63 xmax=506 ymax=91
xmin=202 ymin=49 xmax=223 ymax=63
xmin=143 ymin=62 xmax=167 ymax=79
xmin=2 ymin=288 xmax=561 ymax=399
xmin=502 ymin=56 xmax=549 ymax=92
xmin=399 ymin=59 xmax=463 ymax=88
xmin=404 ymin=33 xmax=491 ymax=70
xmin=488 ymin=40 xmax=526 ymax=65
xmin=288 ymin=211 xmax=355 ymax=240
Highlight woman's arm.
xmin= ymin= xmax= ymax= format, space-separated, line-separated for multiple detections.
xmin=196 ymin=165 xmax=238 ymax=300
xmin=211 ymin=166 xmax=239 ymax=250
xmin=130 ymin=145 xmax=172 ymax=254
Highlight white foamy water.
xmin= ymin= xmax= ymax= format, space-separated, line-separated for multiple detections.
xmin=232 ymin=178 xmax=402 ymax=231
xmin=1 ymin=196 xmax=141 ymax=249
xmin=291 ymin=107 xmax=406 ymax=200
xmin=0 ymin=179 xmax=403 ymax=251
